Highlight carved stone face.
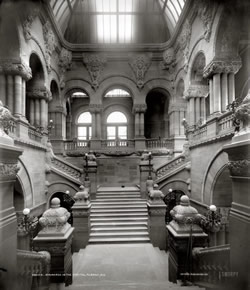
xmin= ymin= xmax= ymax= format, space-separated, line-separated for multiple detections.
xmin=163 ymin=48 xmax=175 ymax=65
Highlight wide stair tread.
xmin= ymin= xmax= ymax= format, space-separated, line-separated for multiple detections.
xmin=91 ymin=226 xmax=148 ymax=232
xmin=89 ymin=237 xmax=150 ymax=243
xmin=91 ymin=209 xmax=147 ymax=213
xmin=91 ymin=221 xmax=148 ymax=227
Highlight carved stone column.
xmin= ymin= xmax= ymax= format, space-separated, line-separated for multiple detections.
xmin=89 ymin=104 xmax=102 ymax=150
xmin=203 ymin=58 xmax=242 ymax=114
xmin=0 ymin=102 xmax=23 ymax=290
xmin=167 ymin=196 xmax=208 ymax=283
xmin=34 ymin=198 xmax=74 ymax=286
xmin=147 ymin=184 xmax=167 ymax=250
xmin=223 ymin=91 xmax=250 ymax=290
xmin=139 ymin=151 xmax=153 ymax=199
xmin=72 ymin=185 xmax=91 ymax=251
xmin=133 ymin=104 xmax=146 ymax=150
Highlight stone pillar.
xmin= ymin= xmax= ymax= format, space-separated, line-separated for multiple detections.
xmin=85 ymin=152 xmax=98 ymax=200
xmin=223 ymin=91 xmax=250 ymax=290
xmin=34 ymin=198 xmax=74 ymax=286
xmin=89 ymin=104 xmax=102 ymax=150
xmin=14 ymin=75 xmax=22 ymax=117
xmin=96 ymin=111 xmax=101 ymax=139
xmin=40 ymin=98 xmax=47 ymax=128
xmin=7 ymin=75 xmax=14 ymax=113
xmin=167 ymin=196 xmax=208 ymax=283
xmin=0 ymin=75 xmax=6 ymax=105
xmin=195 ymin=97 xmax=200 ymax=123
xmin=189 ymin=97 xmax=195 ymax=125
xmin=200 ymin=97 xmax=206 ymax=121
xmin=72 ymin=185 xmax=91 ymax=251
xmin=22 ymin=79 xmax=26 ymax=117
xmin=29 ymin=99 xmax=35 ymax=125
xmin=203 ymin=58 xmax=242 ymax=115
xmin=0 ymin=102 xmax=23 ymax=290
xmin=91 ymin=111 xmax=96 ymax=138
xmin=139 ymin=111 xmax=145 ymax=137
xmin=35 ymin=98 xmax=40 ymax=126
xmin=147 ymin=184 xmax=166 ymax=250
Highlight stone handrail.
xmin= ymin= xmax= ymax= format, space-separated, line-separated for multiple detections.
xmin=156 ymin=155 xmax=186 ymax=179
xmin=52 ymin=155 xmax=82 ymax=180
xmin=17 ymin=249 xmax=50 ymax=290
xmin=146 ymin=138 xmax=173 ymax=149
xmin=191 ymin=124 xmax=208 ymax=141
xmin=192 ymin=244 xmax=230 ymax=286
xmin=101 ymin=139 xmax=135 ymax=148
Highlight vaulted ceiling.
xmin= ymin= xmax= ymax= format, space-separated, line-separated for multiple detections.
xmin=49 ymin=0 xmax=186 ymax=44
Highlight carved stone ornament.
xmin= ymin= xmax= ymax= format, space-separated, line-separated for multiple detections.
xmin=22 ymin=8 xmax=39 ymax=41
xmin=148 ymin=184 xmax=164 ymax=203
xmin=228 ymin=160 xmax=250 ymax=177
xmin=0 ymin=60 xmax=32 ymax=80
xmin=74 ymin=185 xmax=90 ymax=205
xmin=129 ymin=55 xmax=151 ymax=89
xmin=88 ymin=104 xmax=103 ymax=113
xmin=178 ymin=20 xmax=191 ymax=71
xmin=198 ymin=0 xmax=213 ymax=42
xmin=234 ymin=90 xmax=250 ymax=135
xmin=43 ymin=21 xmax=57 ymax=73
xmin=161 ymin=47 xmax=176 ymax=72
xmin=0 ymin=100 xmax=14 ymax=141
xmin=58 ymin=48 xmax=72 ymax=89
xmin=26 ymin=87 xmax=51 ymax=101
xmin=83 ymin=54 xmax=106 ymax=90
xmin=0 ymin=163 xmax=19 ymax=179
xmin=39 ymin=198 xmax=70 ymax=233
xmin=132 ymin=104 xmax=147 ymax=114
xmin=203 ymin=58 xmax=242 ymax=78
xmin=184 ymin=85 xmax=209 ymax=99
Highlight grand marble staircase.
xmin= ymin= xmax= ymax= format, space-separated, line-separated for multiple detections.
xmin=89 ymin=187 xmax=150 ymax=244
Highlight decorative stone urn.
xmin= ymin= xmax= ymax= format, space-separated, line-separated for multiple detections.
xmin=148 ymin=184 xmax=164 ymax=203
xmin=73 ymin=185 xmax=90 ymax=205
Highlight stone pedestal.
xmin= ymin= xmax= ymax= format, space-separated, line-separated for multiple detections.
xmin=135 ymin=138 xmax=146 ymax=151
xmin=166 ymin=196 xmax=208 ymax=283
xmin=33 ymin=198 xmax=74 ymax=286
xmin=88 ymin=161 xmax=97 ymax=200
xmin=0 ymin=102 xmax=23 ymax=290
xmin=72 ymin=186 xmax=91 ymax=251
xmin=139 ymin=152 xmax=153 ymax=199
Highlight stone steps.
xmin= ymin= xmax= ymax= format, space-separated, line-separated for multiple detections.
xmin=89 ymin=187 xmax=150 ymax=244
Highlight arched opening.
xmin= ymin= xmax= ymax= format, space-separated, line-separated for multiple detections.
xmin=106 ymin=111 xmax=128 ymax=141
xmin=14 ymin=178 xmax=25 ymax=213
xmin=49 ymin=80 xmax=61 ymax=138
xmin=145 ymin=89 xmax=170 ymax=139
xmin=26 ymin=54 xmax=45 ymax=126
xmin=77 ymin=112 xmax=92 ymax=140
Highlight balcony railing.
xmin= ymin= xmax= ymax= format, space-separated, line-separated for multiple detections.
xmin=52 ymin=156 xmax=82 ymax=180
xmin=101 ymin=139 xmax=135 ymax=148
xmin=17 ymin=249 xmax=50 ymax=290
xmin=218 ymin=111 xmax=234 ymax=134
xmin=156 ymin=154 xmax=186 ymax=179
xmin=64 ymin=139 xmax=90 ymax=152
xmin=28 ymin=126 xmax=43 ymax=142
xmin=146 ymin=138 xmax=173 ymax=149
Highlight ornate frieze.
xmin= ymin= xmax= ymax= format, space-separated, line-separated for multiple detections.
xmin=228 ymin=160 xmax=250 ymax=177
xmin=132 ymin=104 xmax=147 ymax=113
xmin=177 ymin=20 xmax=192 ymax=71
xmin=203 ymin=59 xmax=242 ymax=78
xmin=43 ymin=21 xmax=57 ymax=73
xmin=83 ymin=54 xmax=106 ymax=90
xmin=22 ymin=8 xmax=39 ymax=41
xmin=0 ymin=60 xmax=32 ymax=80
xmin=0 ymin=163 xmax=19 ymax=179
xmin=129 ymin=55 xmax=151 ymax=89
xmin=184 ymin=85 xmax=209 ymax=99
xmin=198 ymin=0 xmax=213 ymax=42
xmin=0 ymin=100 xmax=15 ymax=140
xmin=58 ymin=48 xmax=72 ymax=89
xmin=161 ymin=47 xmax=176 ymax=72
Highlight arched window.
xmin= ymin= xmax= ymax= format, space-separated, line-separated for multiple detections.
xmin=106 ymin=111 xmax=127 ymax=140
xmin=77 ymin=112 xmax=92 ymax=140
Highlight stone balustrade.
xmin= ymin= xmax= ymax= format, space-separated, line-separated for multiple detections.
xmin=156 ymin=155 xmax=186 ymax=179
xmin=52 ymin=156 xmax=82 ymax=180
xmin=17 ymin=249 xmax=51 ymax=290
xmin=192 ymin=244 xmax=230 ymax=286
xmin=64 ymin=139 xmax=90 ymax=152
xmin=101 ymin=139 xmax=135 ymax=148
xmin=146 ymin=138 xmax=173 ymax=149
xmin=217 ymin=111 xmax=234 ymax=133
xmin=28 ymin=125 xmax=43 ymax=142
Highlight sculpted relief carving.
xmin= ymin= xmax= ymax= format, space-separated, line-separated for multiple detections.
xmin=129 ymin=55 xmax=151 ymax=89
xmin=43 ymin=21 xmax=57 ymax=73
xmin=58 ymin=48 xmax=72 ymax=89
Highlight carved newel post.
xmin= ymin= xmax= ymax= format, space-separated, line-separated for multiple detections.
xmin=0 ymin=101 xmax=23 ymax=290
xmin=72 ymin=185 xmax=91 ymax=252
xmin=33 ymin=198 xmax=74 ymax=286
xmin=147 ymin=184 xmax=167 ymax=250
xmin=140 ymin=150 xmax=153 ymax=199
xmin=167 ymin=195 xmax=207 ymax=283
xmin=223 ymin=90 xmax=250 ymax=290
xmin=84 ymin=151 xmax=97 ymax=200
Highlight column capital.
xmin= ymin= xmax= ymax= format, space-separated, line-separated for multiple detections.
xmin=132 ymin=104 xmax=147 ymax=114
xmin=88 ymin=104 xmax=103 ymax=113
xmin=184 ymin=85 xmax=209 ymax=100
xmin=203 ymin=58 xmax=242 ymax=79
xmin=27 ymin=87 xmax=51 ymax=101
xmin=0 ymin=59 xmax=32 ymax=80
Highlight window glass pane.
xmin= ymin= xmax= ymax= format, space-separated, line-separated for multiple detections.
xmin=107 ymin=111 xmax=127 ymax=123
xmin=78 ymin=112 xmax=92 ymax=123
xmin=107 ymin=126 xmax=116 ymax=139
xmin=89 ymin=127 xmax=92 ymax=139
xmin=118 ymin=126 xmax=127 ymax=139
xmin=78 ymin=127 xmax=87 ymax=139
xmin=105 ymin=88 xmax=130 ymax=97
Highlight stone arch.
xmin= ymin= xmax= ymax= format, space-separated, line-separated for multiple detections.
xmin=202 ymin=150 xmax=230 ymax=205
xmin=17 ymin=157 xmax=34 ymax=208
xmin=64 ymin=79 xmax=94 ymax=100
xmin=158 ymin=179 xmax=188 ymax=195
xmin=142 ymin=79 xmax=173 ymax=103
xmin=13 ymin=176 xmax=25 ymax=213
xmin=98 ymin=76 xmax=139 ymax=102
xmin=47 ymin=181 xmax=78 ymax=209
